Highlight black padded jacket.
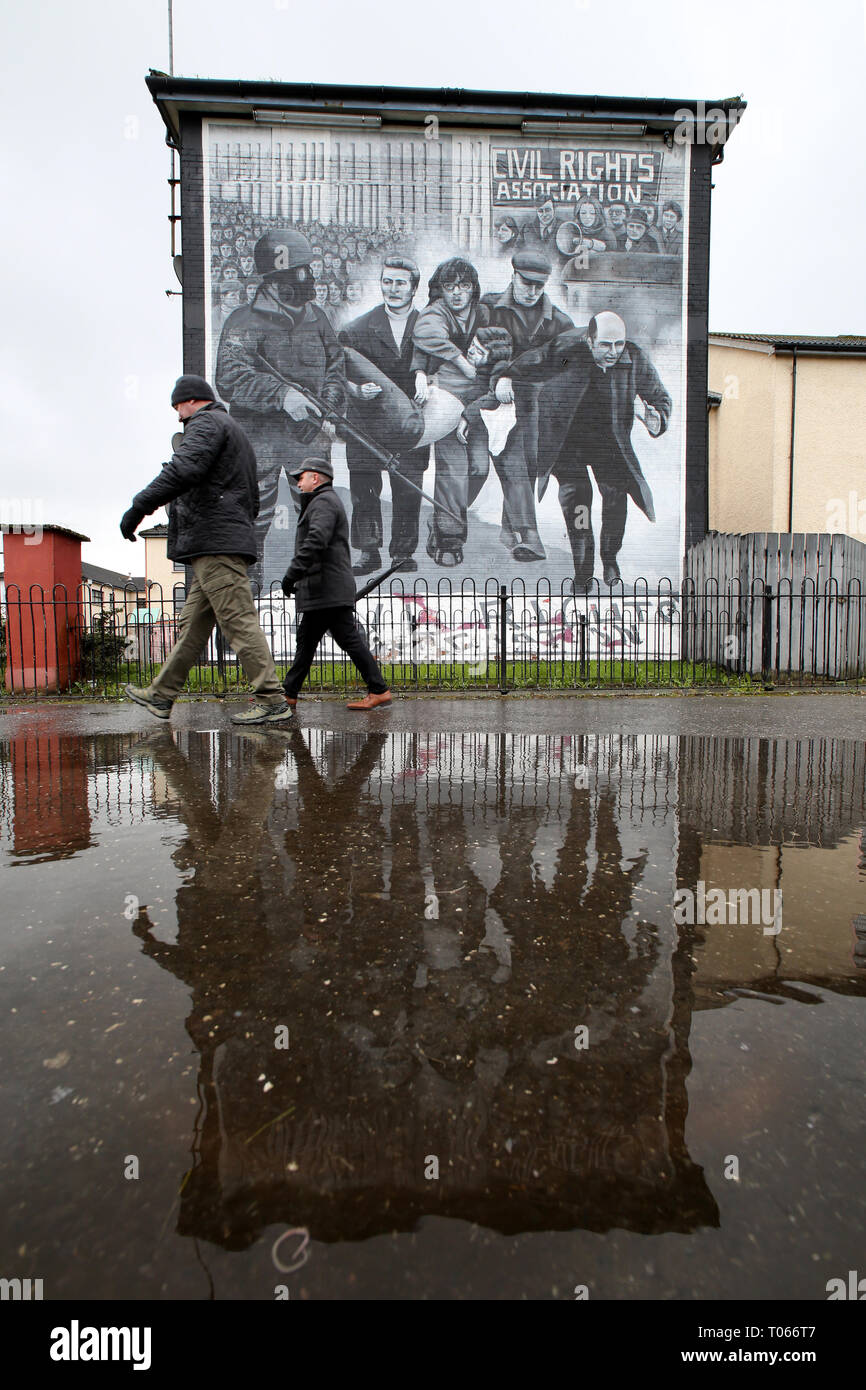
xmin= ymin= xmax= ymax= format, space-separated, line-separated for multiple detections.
xmin=283 ymin=482 xmax=355 ymax=612
xmin=133 ymin=401 xmax=259 ymax=564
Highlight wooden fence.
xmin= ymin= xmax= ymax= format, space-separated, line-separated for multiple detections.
xmin=685 ymin=532 xmax=866 ymax=679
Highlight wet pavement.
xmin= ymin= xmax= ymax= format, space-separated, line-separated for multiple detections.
xmin=1 ymin=694 xmax=864 ymax=1301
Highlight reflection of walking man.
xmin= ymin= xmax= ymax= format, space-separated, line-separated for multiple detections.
xmin=215 ymin=229 xmax=347 ymax=587
xmin=479 ymin=252 xmax=574 ymax=560
xmin=338 ymin=259 xmax=428 ymax=575
xmin=508 ymin=312 xmax=672 ymax=589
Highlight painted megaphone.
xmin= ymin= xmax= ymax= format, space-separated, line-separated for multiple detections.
xmin=555 ymin=221 xmax=584 ymax=256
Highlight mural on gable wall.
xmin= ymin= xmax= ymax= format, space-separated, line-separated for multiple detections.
xmin=202 ymin=121 xmax=689 ymax=656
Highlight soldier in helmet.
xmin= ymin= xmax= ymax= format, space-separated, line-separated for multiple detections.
xmin=215 ymin=228 xmax=348 ymax=586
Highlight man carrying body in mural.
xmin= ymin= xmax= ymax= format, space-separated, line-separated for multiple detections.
xmin=507 ymin=311 xmax=671 ymax=590
xmin=215 ymin=229 xmax=347 ymax=589
xmin=479 ymin=251 xmax=574 ymax=561
xmin=411 ymin=258 xmax=489 ymax=566
xmin=338 ymin=257 xmax=428 ymax=575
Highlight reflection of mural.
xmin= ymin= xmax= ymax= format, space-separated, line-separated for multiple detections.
xmin=5 ymin=724 xmax=865 ymax=1292
xmin=112 ymin=727 xmax=866 ymax=1251
xmin=205 ymin=124 xmax=688 ymax=594
xmin=126 ymin=728 xmax=711 ymax=1244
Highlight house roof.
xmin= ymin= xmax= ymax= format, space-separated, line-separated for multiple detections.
xmin=145 ymin=73 xmax=746 ymax=148
xmin=140 ymin=524 xmax=168 ymax=537
xmin=0 ymin=523 xmax=91 ymax=541
xmin=82 ymin=562 xmax=147 ymax=590
xmin=711 ymin=333 xmax=866 ymax=353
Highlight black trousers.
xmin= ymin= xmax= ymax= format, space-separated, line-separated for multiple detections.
xmin=554 ymin=444 xmax=630 ymax=573
xmin=346 ymin=445 xmax=429 ymax=558
xmin=283 ymin=606 xmax=389 ymax=698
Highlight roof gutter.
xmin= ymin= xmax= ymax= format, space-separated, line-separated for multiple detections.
xmin=144 ymin=74 xmax=745 ymax=147
xmin=773 ymin=348 xmax=866 ymax=358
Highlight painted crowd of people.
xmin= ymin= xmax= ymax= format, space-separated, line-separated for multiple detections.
xmin=494 ymin=195 xmax=685 ymax=273
xmin=211 ymin=202 xmax=410 ymax=331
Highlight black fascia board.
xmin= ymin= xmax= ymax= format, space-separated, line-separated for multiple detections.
xmin=144 ymin=74 xmax=745 ymax=146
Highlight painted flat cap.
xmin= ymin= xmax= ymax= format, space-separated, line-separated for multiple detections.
xmin=511 ymin=251 xmax=552 ymax=282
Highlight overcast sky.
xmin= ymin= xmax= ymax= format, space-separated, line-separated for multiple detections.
xmin=2 ymin=0 xmax=864 ymax=574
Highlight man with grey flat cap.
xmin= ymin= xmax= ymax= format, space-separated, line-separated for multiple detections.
xmin=119 ymin=374 xmax=294 ymax=725
xmin=280 ymin=456 xmax=392 ymax=711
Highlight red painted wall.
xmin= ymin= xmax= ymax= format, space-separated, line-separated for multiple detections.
xmin=4 ymin=528 xmax=87 ymax=691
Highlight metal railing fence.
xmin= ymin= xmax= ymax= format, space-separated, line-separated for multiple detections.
xmin=2 ymin=575 xmax=865 ymax=696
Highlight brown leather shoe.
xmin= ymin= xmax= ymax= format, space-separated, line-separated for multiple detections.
xmin=346 ymin=691 xmax=392 ymax=711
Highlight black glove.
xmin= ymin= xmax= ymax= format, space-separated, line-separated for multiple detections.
xmin=120 ymin=506 xmax=146 ymax=541
xmin=281 ymin=573 xmax=295 ymax=598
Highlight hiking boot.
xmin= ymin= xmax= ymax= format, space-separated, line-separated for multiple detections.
xmin=346 ymin=691 xmax=392 ymax=711
xmin=231 ymin=699 xmax=296 ymax=725
xmin=124 ymin=684 xmax=173 ymax=720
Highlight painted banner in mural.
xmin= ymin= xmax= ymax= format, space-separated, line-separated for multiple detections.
xmin=203 ymin=121 xmax=689 ymax=605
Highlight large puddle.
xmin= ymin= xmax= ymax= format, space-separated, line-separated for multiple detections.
xmin=1 ymin=723 xmax=864 ymax=1299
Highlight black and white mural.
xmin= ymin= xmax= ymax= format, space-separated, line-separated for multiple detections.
xmin=204 ymin=122 xmax=689 ymax=607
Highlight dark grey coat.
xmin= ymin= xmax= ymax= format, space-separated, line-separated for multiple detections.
xmin=507 ymin=331 xmax=672 ymax=520
xmin=284 ymin=483 xmax=356 ymax=611
xmin=133 ymin=402 xmax=259 ymax=563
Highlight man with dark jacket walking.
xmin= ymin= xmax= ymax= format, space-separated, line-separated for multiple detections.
xmin=119 ymin=374 xmax=294 ymax=724
xmin=280 ymin=458 xmax=391 ymax=710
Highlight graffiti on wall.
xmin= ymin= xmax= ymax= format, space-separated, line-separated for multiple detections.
xmin=253 ymin=592 xmax=681 ymax=666
xmin=203 ymin=121 xmax=689 ymax=599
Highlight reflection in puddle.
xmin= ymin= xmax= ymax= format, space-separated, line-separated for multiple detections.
xmin=0 ymin=726 xmax=864 ymax=1297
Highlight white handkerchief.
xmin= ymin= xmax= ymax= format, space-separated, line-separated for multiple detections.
xmin=479 ymin=402 xmax=517 ymax=457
